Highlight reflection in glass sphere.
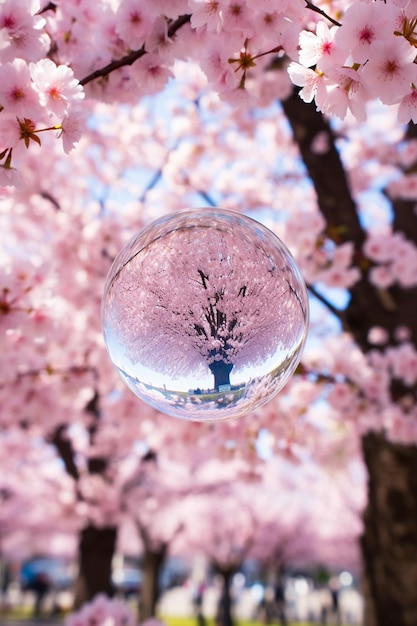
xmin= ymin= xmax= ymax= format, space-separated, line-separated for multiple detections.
xmin=102 ymin=208 xmax=309 ymax=421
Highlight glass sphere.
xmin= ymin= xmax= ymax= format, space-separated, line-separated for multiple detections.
xmin=102 ymin=208 xmax=309 ymax=421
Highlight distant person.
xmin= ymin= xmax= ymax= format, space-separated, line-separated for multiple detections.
xmin=329 ymin=576 xmax=341 ymax=625
xmin=32 ymin=571 xmax=51 ymax=617
xmin=0 ymin=562 xmax=11 ymax=610
xmin=193 ymin=580 xmax=207 ymax=626
xmin=274 ymin=580 xmax=287 ymax=626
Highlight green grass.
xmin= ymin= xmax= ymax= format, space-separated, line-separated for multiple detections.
xmin=162 ymin=618 xmax=320 ymax=626
xmin=1 ymin=610 xmax=351 ymax=626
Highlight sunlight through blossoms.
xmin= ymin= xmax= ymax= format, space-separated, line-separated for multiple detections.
xmin=102 ymin=208 xmax=309 ymax=421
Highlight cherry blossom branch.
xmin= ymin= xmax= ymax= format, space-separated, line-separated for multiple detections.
xmin=79 ymin=14 xmax=191 ymax=87
xmin=50 ymin=425 xmax=80 ymax=481
xmin=138 ymin=169 xmax=164 ymax=203
xmin=38 ymin=2 xmax=57 ymax=14
xmin=281 ymin=89 xmax=417 ymax=362
xmin=282 ymin=89 xmax=364 ymax=249
xmin=138 ymin=143 xmax=180 ymax=202
xmin=304 ymin=1 xmax=342 ymax=27
xmin=40 ymin=189 xmax=61 ymax=210
xmin=308 ymin=283 xmax=347 ymax=327
xmin=196 ymin=189 xmax=218 ymax=207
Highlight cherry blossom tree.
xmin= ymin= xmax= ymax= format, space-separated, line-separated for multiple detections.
xmin=178 ymin=455 xmax=363 ymax=626
xmin=3 ymin=1 xmax=417 ymax=625
xmin=104 ymin=210 xmax=306 ymax=391
xmin=120 ymin=450 xmax=190 ymax=621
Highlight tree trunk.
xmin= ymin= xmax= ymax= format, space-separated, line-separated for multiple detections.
xmin=281 ymin=87 xmax=417 ymax=624
xmin=209 ymin=360 xmax=233 ymax=390
xmin=138 ymin=544 xmax=167 ymax=622
xmin=215 ymin=568 xmax=235 ymax=626
xmin=361 ymin=432 xmax=417 ymax=626
xmin=73 ymin=524 xmax=117 ymax=609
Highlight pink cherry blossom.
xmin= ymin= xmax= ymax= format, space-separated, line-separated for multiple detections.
xmin=115 ymin=0 xmax=156 ymax=49
xmin=298 ymin=21 xmax=345 ymax=71
xmin=391 ymin=244 xmax=417 ymax=287
xmin=65 ymin=594 xmax=137 ymax=626
xmin=222 ymin=0 xmax=254 ymax=37
xmin=334 ymin=1 xmax=396 ymax=64
xmin=30 ymin=59 xmax=84 ymax=117
xmin=322 ymin=66 xmax=368 ymax=122
xmin=398 ymin=86 xmax=417 ymax=123
xmin=363 ymin=232 xmax=395 ymax=263
xmin=0 ymin=113 xmax=22 ymax=153
xmin=368 ymin=326 xmax=389 ymax=346
xmin=145 ymin=16 xmax=173 ymax=58
xmin=360 ymin=37 xmax=417 ymax=105
xmin=130 ymin=53 xmax=175 ymax=96
xmin=287 ymin=62 xmax=328 ymax=107
xmin=58 ymin=106 xmax=89 ymax=153
xmin=0 ymin=58 xmax=42 ymax=118
xmin=0 ymin=0 xmax=49 ymax=63
xmin=394 ymin=325 xmax=412 ymax=342
xmin=327 ymin=381 xmax=356 ymax=411
xmin=246 ymin=0 xmax=288 ymax=11
xmin=249 ymin=10 xmax=289 ymax=49
xmin=144 ymin=0 xmax=189 ymax=20
xmin=0 ymin=161 xmax=24 ymax=189
xmin=189 ymin=0 xmax=224 ymax=33
xmin=318 ymin=264 xmax=361 ymax=289
xmin=388 ymin=173 xmax=417 ymax=200
xmin=387 ymin=342 xmax=417 ymax=386
xmin=369 ymin=264 xmax=395 ymax=289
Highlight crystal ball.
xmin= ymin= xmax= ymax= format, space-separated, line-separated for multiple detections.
xmin=102 ymin=208 xmax=309 ymax=421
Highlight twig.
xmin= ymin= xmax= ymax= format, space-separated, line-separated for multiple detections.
xmin=38 ymin=2 xmax=56 ymax=14
xmin=304 ymin=1 xmax=342 ymax=27
xmin=308 ymin=283 xmax=347 ymax=327
xmin=80 ymin=14 xmax=191 ymax=87
xmin=196 ymin=189 xmax=218 ymax=207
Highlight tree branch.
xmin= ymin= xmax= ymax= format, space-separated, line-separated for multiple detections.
xmin=50 ymin=425 xmax=80 ymax=481
xmin=79 ymin=15 xmax=191 ymax=87
xmin=39 ymin=190 xmax=61 ymax=210
xmin=38 ymin=2 xmax=56 ymax=14
xmin=304 ymin=1 xmax=342 ymax=27
xmin=281 ymin=88 xmax=414 ymax=354
xmin=308 ymin=283 xmax=347 ymax=328
xmin=196 ymin=189 xmax=218 ymax=207
xmin=84 ymin=390 xmax=108 ymax=475
xmin=282 ymin=89 xmax=364 ymax=249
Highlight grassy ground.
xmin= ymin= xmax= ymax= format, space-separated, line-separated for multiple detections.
xmin=1 ymin=606 xmax=349 ymax=626
xmin=1 ymin=609 xmax=347 ymax=626
xmin=162 ymin=618 xmax=322 ymax=626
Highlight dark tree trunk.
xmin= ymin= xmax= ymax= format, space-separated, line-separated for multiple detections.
xmin=139 ymin=544 xmax=167 ymax=622
xmin=361 ymin=433 xmax=417 ymax=626
xmin=215 ymin=568 xmax=235 ymax=626
xmin=282 ymin=88 xmax=417 ymax=624
xmin=73 ymin=524 xmax=117 ymax=608
xmin=209 ymin=360 xmax=233 ymax=390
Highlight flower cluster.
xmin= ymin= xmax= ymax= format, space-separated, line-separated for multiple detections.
xmin=65 ymin=594 xmax=167 ymax=626
xmin=66 ymin=595 xmax=137 ymax=626
xmin=285 ymin=212 xmax=361 ymax=289
xmin=3 ymin=0 xmax=417 ymax=185
xmin=289 ymin=0 xmax=417 ymax=123
xmin=363 ymin=230 xmax=417 ymax=288
xmin=0 ymin=0 xmax=86 ymax=186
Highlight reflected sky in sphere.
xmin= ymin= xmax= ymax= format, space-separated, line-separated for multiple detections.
xmin=102 ymin=208 xmax=309 ymax=421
